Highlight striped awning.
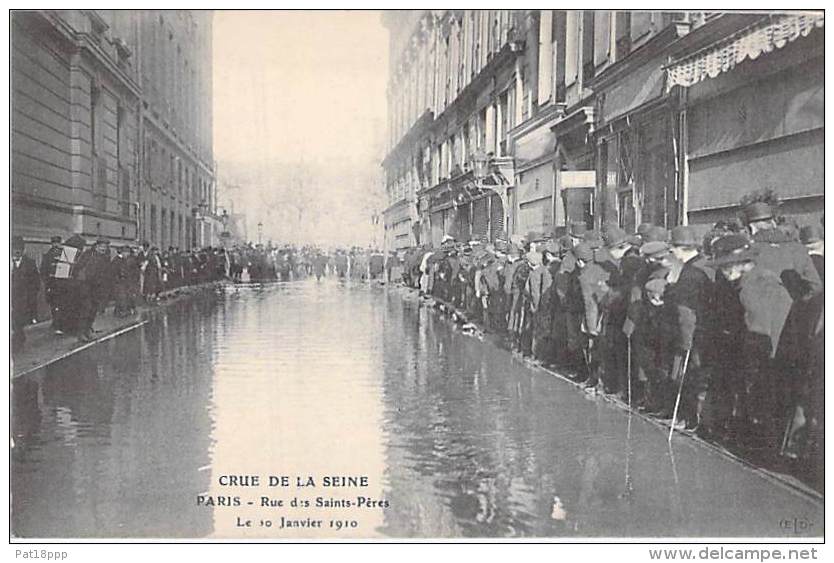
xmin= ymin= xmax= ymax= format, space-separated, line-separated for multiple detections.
xmin=667 ymin=12 xmax=824 ymax=89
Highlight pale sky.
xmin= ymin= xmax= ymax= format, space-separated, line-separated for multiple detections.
xmin=213 ymin=10 xmax=388 ymax=166
xmin=213 ymin=11 xmax=388 ymax=242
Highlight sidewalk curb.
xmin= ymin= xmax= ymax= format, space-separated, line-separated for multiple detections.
xmin=12 ymin=280 xmax=228 ymax=379
xmin=14 ymin=320 xmax=149 ymax=379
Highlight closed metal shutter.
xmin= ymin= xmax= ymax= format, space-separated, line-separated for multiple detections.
xmin=490 ymin=193 xmax=505 ymax=241
xmin=472 ymin=197 xmax=489 ymax=241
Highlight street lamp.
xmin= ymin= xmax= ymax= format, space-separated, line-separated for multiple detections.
xmin=257 ymin=221 xmax=263 ymax=245
xmin=473 ymin=149 xmax=490 ymax=180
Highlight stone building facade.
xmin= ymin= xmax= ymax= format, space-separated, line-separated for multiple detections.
xmin=381 ymin=11 xmax=824 ymax=249
xmin=137 ymin=10 xmax=215 ymax=250
xmin=11 ymin=10 xmax=215 ymax=251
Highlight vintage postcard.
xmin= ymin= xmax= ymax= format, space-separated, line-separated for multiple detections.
xmin=9 ymin=8 xmax=824 ymax=546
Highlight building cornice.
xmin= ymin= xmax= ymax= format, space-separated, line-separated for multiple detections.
xmin=40 ymin=10 xmax=142 ymax=100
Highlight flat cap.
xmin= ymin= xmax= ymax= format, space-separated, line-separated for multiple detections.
xmin=602 ymin=224 xmax=629 ymax=248
xmin=710 ymin=234 xmax=749 ymax=258
xmin=644 ymin=278 xmax=667 ymax=295
xmin=640 ymin=241 xmax=671 ymax=259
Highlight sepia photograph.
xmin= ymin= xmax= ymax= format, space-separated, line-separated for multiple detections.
xmin=8 ymin=7 xmax=825 ymax=544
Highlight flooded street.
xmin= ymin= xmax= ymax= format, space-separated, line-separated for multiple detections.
xmin=11 ymin=280 xmax=823 ymax=539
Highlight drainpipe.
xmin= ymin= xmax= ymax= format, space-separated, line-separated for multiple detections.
xmin=678 ymin=86 xmax=689 ymax=226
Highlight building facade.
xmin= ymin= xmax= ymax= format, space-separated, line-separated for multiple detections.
xmin=137 ymin=10 xmax=215 ymax=250
xmin=11 ymin=10 xmax=215 ymax=251
xmin=381 ymin=11 xmax=824 ymax=248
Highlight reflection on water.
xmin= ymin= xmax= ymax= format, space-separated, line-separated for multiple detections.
xmin=11 ymin=281 xmax=823 ymax=538
xmin=12 ymin=297 xmax=218 ymax=538
xmin=378 ymin=289 xmax=823 ymax=538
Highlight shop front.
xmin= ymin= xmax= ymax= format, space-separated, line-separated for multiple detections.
xmin=421 ymin=168 xmax=510 ymax=247
xmin=667 ymin=13 xmax=824 ymax=226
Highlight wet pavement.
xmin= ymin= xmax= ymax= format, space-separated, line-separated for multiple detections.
xmin=11 ymin=279 xmax=824 ymax=538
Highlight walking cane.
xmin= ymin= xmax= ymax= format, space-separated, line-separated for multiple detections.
xmin=779 ymin=409 xmax=793 ymax=457
xmin=627 ymin=337 xmax=632 ymax=410
xmin=668 ymin=348 xmax=692 ymax=442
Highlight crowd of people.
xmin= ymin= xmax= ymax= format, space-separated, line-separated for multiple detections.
xmin=11 ymin=237 xmax=395 ymax=354
xmin=391 ymin=192 xmax=823 ymax=480
xmin=12 ymin=236 xmax=230 ymax=351
xmin=225 ymin=244 xmax=390 ymax=283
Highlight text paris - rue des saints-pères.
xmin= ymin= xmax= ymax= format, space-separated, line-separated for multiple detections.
xmin=197 ymin=474 xmax=389 ymax=508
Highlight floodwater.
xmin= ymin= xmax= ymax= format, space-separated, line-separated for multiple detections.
xmin=11 ymin=279 xmax=823 ymax=538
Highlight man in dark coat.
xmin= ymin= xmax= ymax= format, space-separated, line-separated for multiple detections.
xmin=40 ymin=235 xmax=68 ymax=334
xmin=73 ymin=238 xmax=112 ymax=342
xmin=708 ymin=235 xmax=793 ymax=452
xmin=12 ymin=236 xmax=40 ymax=352
xmin=594 ymin=225 xmax=635 ymax=396
xmin=110 ymin=246 xmax=132 ymax=317
xmin=664 ymin=226 xmax=716 ymax=431
xmin=553 ymin=236 xmax=583 ymax=370
xmin=313 ymin=252 xmax=328 ymax=281
xmin=743 ymin=201 xmax=821 ymax=301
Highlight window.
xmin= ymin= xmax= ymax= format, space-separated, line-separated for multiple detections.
xmin=498 ymin=91 xmax=509 ymax=153
xmin=615 ymin=12 xmax=631 ymax=60
xmin=593 ymin=11 xmax=611 ymax=67
xmin=630 ymin=12 xmax=652 ymax=42
xmin=116 ymin=105 xmax=124 ymax=164
xmin=521 ymin=66 xmax=530 ymax=121
xmin=582 ymin=11 xmax=596 ymax=82
xmin=90 ymin=82 xmax=100 ymax=156
xmin=564 ymin=11 xmax=579 ymax=87
xmin=552 ymin=11 xmax=567 ymax=101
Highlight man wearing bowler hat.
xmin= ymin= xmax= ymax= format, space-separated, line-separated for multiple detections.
xmin=12 ymin=235 xmax=40 ymax=353
xmin=663 ymin=226 xmax=716 ymax=432
xmin=742 ymin=199 xmax=821 ymax=301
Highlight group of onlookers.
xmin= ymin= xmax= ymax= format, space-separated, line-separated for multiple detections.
xmin=391 ymin=192 xmax=823 ymax=483
xmin=11 ymin=235 xmax=229 ymax=350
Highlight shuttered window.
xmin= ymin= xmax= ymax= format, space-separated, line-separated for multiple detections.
xmin=472 ymin=197 xmax=489 ymax=241
xmin=490 ymin=194 xmax=504 ymax=241
xmin=564 ymin=11 xmax=579 ymax=87
xmin=593 ymin=11 xmax=611 ymax=67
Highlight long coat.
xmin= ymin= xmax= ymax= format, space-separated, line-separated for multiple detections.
xmin=12 ymin=255 xmax=40 ymax=326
